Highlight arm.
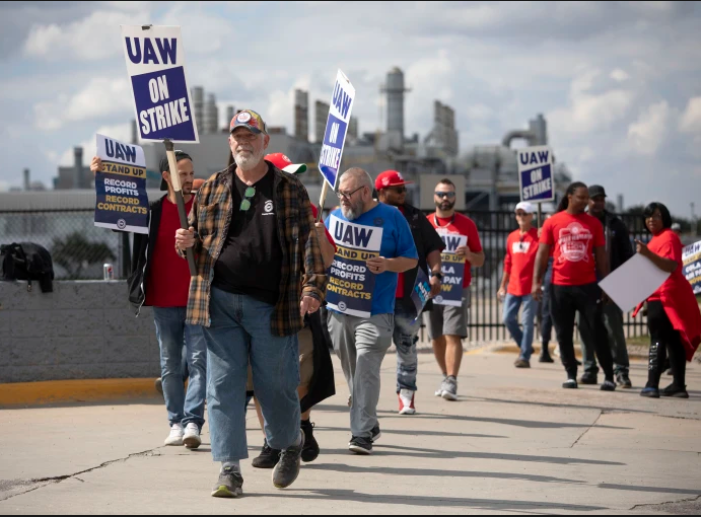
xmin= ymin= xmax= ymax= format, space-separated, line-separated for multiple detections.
xmin=426 ymin=249 xmax=443 ymax=297
xmin=636 ymin=240 xmax=678 ymax=273
xmin=499 ymin=243 xmax=512 ymax=297
xmin=175 ymin=190 xmax=203 ymax=258
xmin=466 ymin=249 xmax=486 ymax=268
xmin=315 ymin=222 xmax=336 ymax=269
xmin=383 ymin=257 xmax=419 ymax=273
xmin=299 ymin=187 xmax=328 ymax=305
xmin=532 ymin=243 xmax=551 ymax=301
xmin=594 ymin=246 xmax=610 ymax=279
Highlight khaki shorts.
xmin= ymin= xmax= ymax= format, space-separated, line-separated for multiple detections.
xmin=246 ymin=327 xmax=314 ymax=392
xmin=425 ymin=288 xmax=471 ymax=340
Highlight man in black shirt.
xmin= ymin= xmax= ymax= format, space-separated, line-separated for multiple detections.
xmin=580 ymin=185 xmax=635 ymax=388
xmin=375 ymin=170 xmax=444 ymax=415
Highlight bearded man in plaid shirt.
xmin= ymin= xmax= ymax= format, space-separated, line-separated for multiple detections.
xmin=176 ymin=109 xmax=327 ymax=498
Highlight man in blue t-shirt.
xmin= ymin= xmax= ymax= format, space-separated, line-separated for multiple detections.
xmin=325 ymin=168 xmax=418 ymax=455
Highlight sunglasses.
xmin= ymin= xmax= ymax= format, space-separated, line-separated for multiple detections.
xmin=435 ymin=191 xmax=456 ymax=199
xmin=387 ymin=186 xmax=407 ymax=194
xmin=240 ymin=186 xmax=256 ymax=211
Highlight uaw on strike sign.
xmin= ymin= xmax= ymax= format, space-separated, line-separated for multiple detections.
xmin=94 ymin=134 xmax=149 ymax=234
xmin=318 ymin=70 xmax=355 ymax=189
xmin=518 ymin=146 xmax=555 ymax=203
xmin=326 ymin=216 xmax=383 ymax=318
xmin=122 ymin=26 xmax=199 ymax=143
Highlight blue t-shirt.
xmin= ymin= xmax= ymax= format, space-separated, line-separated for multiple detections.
xmin=326 ymin=203 xmax=418 ymax=316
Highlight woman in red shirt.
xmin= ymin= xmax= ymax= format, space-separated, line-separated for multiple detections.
xmin=636 ymin=203 xmax=701 ymax=399
xmin=533 ymin=182 xmax=616 ymax=391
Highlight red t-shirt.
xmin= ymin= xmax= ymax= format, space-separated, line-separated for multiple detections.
xmin=540 ymin=211 xmax=605 ymax=286
xmin=429 ymin=212 xmax=483 ymax=288
xmin=504 ymin=228 xmax=539 ymax=296
xmin=145 ymin=197 xmax=195 ymax=308
xmin=647 ymin=229 xmax=683 ymax=302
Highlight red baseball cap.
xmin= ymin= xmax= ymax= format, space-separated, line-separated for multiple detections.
xmin=375 ymin=170 xmax=413 ymax=191
xmin=265 ymin=153 xmax=308 ymax=174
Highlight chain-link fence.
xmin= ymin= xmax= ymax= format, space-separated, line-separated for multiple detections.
xmin=2 ymin=207 xmax=650 ymax=341
xmin=0 ymin=209 xmax=128 ymax=280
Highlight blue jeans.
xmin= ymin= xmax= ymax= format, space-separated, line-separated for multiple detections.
xmin=204 ymin=287 xmax=301 ymax=462
xmin=394 ymin=302 xmax=421 ymax=392
xmin=152 ymin=307 xmax=207 ymax=429
xmin=503 ymin=294 xmax=537 ymax=361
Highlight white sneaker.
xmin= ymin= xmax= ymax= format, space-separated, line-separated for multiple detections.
xmin=435 ymin=376 xmax=447 ymax=397
xmin=398 ymin=389 xmax=416 ymax=415
xmin=183 ymin=423 xmax=202 ymax=449
xmin=164 ymin=423 xmax=184 ymax=446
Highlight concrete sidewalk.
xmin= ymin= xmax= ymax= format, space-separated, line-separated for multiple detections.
xmin=1 ymin=350 xmax=700 ymax=514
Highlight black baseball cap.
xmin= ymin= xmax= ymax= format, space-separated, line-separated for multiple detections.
xmin=159 ymin=151 xmax=193 ymax=191
xmin=588 ymin=185 xmax=607 ymax=199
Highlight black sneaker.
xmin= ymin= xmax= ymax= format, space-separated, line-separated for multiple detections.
xmin=348 ymin=436 xmax=373 ymax=455
xmin=600 ymin=380 xmax=617 ymax=392
xmin=370 ymin=425 xmax=381 ymax=443
xmin=301 ymin=420 xmax=319 ymax=463
xmin=514 ymin=359 xmax=531 ymax=368
xmin=211 ymin=467 xmax=244 ymax=498
xmin=661 ymin=384 xmax=689 ymax=399
xmin=616 ymin=373 xmax=633 ymax=389
xmin=640 ymin=387 xmax=660 ymax=398
xmin=580 ymin=373 xmax=598 ymax=385
xmin=252 ymin=440 xmax=281 ymax=469
xmin=539 ymin=354 xmax=555 ymax=364
xmin=562 ymin=379 xmax=578 ymax=389
xmin=272 ymin=432 xmax=304 ymax=489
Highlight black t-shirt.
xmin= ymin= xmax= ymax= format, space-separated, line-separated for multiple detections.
xmin=212 ymin=167 xmax=283 ymax=305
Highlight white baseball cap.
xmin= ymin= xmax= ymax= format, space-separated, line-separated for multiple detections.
xmin=515 ymin=202 xmax=534 ymax=214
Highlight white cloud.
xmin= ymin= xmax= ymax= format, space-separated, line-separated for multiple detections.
xmin=23 ymin=8 xmax=151 ymax=61
xmin=679 ymin=97 xmax=701 ymax=134
xmin=58 ymin=123 xmax=132 ymax=166
xmin=34 ymin=77 xmax=133 ymax=131
xmin=627 ymin=101 xmax=670 ymax=156
xmin=610 ymin=68 xmax=630 ymax=82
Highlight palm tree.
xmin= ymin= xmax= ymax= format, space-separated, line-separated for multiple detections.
xmin=51 ymin=232 xmax=116 ymax=279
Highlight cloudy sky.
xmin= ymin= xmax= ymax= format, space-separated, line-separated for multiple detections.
xmin=1 ymin=1 xmax=700 ymax=217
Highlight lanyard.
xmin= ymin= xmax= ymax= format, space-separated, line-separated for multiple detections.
xmin=434 ymin=213 xmax=455 ymax=228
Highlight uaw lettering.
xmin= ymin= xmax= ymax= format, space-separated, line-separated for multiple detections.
xmin=410 ymin=268 xmax=432 ymax=321
xmin=318 ymin=70 xmax=355 ymax=189
xmin=435 ymin=234 xmax=467 ymax=307
xmin=327 ymin=215 xmax=383 ymax=318
xmin=518 ymin=145 xmax=555 ymax=203
xmin=94 ymin=134 xmax=149 ymax=234
xmin=682 ymin=240 xmax=701 ymax=295
xmin=121 ymin=25 xmax=199 ymax=143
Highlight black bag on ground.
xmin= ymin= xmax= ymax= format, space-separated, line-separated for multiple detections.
xmin=0 ymin=242 xmax=54 ymax=293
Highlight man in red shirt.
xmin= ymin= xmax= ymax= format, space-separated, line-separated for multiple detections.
xmin=498 ymin=202 xmax=539 ymax=369
xmin=533 ymin=182 xmax=616 ymax=391
xmin=427 ymin=179 xmax=485 ymax=401
xmin=90 ymin=151 xmax=207 ymax=449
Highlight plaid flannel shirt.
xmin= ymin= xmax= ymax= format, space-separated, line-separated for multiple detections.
xmin=179 ymin=162 xmax=327 ymax=337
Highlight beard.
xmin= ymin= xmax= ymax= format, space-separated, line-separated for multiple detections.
xmin=233 ymin=146 xmax=265 ymax=171
xmin=435 ymin=199 xmax=455 ymax=211
xmin=341 ymin=199 xmax=364 ymax=221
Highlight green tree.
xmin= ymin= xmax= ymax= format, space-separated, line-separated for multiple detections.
xmin=51 ymin=232 xmax=116 ymax=279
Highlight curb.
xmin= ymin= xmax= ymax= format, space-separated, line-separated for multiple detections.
xmin=489 ymin=343 xmax=652 ymax=361
xmin=0 ymin=378 xmax=159 ymax=408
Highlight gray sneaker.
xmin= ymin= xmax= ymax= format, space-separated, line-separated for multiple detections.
xmin=211 ymin=467 xmax=244 ymax=498
xmin=435 ymin=376 xmax=448 ymax=397
xmin=442 ymin=376 xmax=458 ymax=401
xmin=272 ymin=432 xmax=305 ymax=489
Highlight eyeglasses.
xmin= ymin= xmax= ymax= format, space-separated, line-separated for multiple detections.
xmin=240 ymin=186 xmax=256 ymax=211
xmin=387 ymin=186 xmax=407 ymax=194
xmin=338 ymin=186 xmax=365 ymax=201
xmin=435 ymin=191 xmax=456 ymax=199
